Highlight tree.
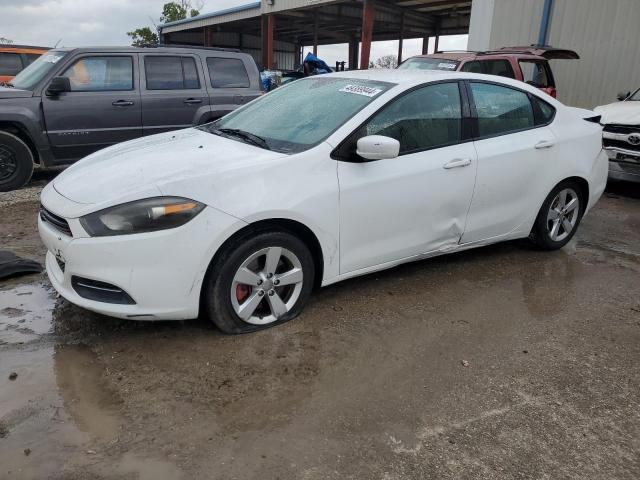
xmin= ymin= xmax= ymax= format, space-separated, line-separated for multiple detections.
xmin=374 ymin=55 xmax=398 ymax=69
xmin=0 ymin=37 xmax=13 ymax=45
xmin=127 ymin=1 xmax=203 ymax=46
xmin=127 ymin=27 xmax=159 ymax=47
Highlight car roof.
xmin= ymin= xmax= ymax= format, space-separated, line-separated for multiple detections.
xmin=49 ymin=45 xmax=245 ymax=55
xmin=319 ymin=69 xmax=562 ymax=102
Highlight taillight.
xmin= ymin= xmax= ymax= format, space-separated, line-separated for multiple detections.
xmin=549 ymin=88 xmax=557 ymax=98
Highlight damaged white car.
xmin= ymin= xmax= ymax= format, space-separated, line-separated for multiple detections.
xmin=595 ymin=88 xmax=640 ymax=183
xmin=39 ymin=70 xmax=607 ymax=333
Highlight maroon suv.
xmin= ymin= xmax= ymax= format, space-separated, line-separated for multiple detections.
xmin=398 ymin=46 xmax=579 ymax=99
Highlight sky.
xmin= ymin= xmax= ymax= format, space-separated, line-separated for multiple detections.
xmin=0 ymin=0 xmax=467 ymax=63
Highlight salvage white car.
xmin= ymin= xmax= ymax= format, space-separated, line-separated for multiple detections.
xmin=39 ymin=70 xmax=607 ymax=333
xmin=595 ymin=87 xmax=640 ymax=183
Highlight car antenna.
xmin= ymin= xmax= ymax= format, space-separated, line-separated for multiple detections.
xmin=54 ymin=38 xmax=62 ymax=48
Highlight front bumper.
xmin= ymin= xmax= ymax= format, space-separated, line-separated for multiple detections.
xmin=38 ymin=198 xmax=243 ymax=321
xmin=604 ymin=149 xmax=640 ymax=183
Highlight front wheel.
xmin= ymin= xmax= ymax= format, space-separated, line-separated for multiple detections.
xmin=203 ymin=231 xmax=315 ymax=334
xmin=530 ymin=181 xmax=585 ymax=250
xmin=0 ymin=131 xmax=34 ymax=192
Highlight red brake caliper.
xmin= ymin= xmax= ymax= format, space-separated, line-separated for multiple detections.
xmin=236 ymin=284 xmax=252 ymax=303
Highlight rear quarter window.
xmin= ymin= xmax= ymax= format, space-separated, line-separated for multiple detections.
xmin=207 ymin=57 xmax=250 ymax=88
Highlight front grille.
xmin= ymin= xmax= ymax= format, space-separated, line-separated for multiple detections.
xmin=603 ymin=138 xmax=640 ymax=153
xmin=71 ymin=276 xmax=136 ymax=305
xmin=603 ymin=124 xmax=640 ymax=135
xmin=40 ymin=205 xmax=72 ymax=237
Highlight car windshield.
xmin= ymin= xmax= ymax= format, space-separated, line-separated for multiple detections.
xmin=628 ymin=88 xmax=640 ymax=101
xmin=9 ymin=50 xmax=68 ymax=90
xmin=200 ymin=77 xmax=394 ymax=153
xmin=398 ymin=58 xmax=459 ymax=71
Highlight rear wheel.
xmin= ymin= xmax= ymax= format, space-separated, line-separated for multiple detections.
xmin=0 ymin=131 xmax=34 ymax=192
xmin=530 ymin=180 xmax=584 ymax=250
xmin=203 ymin=231 xmax=315 ymax=334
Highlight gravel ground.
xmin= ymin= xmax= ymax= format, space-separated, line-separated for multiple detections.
xmin=0 ymin=178 xmax=639 ymax=480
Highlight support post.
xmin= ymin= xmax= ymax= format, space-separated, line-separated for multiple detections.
xmin=348 ymin=39 xmax=359 ymax=70
xmin=433 ymin=34 xmax=440 ymax=53
xmin=422 ymin=36 xmax=429 ymax=54
xmin=203 ymin=26 xmax=212 ymax=47
xmin=397 ymin=12 xmax=404 ymax=64
xmin=294 ymin=43 xmax=302 ymax=67
xmin=313 ymin=10 xmax=318 ymax=55
xmin=261 ymin=14 xmax=274 ymax=69
xmin=537 ymin=0 xmax=554 ymax=46
xmin=360 ymin=0 xmax=375 ymax=69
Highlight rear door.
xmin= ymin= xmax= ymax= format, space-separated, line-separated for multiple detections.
xmin=42 ymin=53 xmax=142 ymax=160
xmin=461 ymin=81 xmax=557 ymax=244
xmin=140 ymin=54 xmax=210 ymax=135
xmin=205 ymin=55 xmax=257 ymax=119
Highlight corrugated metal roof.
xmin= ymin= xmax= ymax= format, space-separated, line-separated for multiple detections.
xmin=159 ymin=1 xmax=261 ymax=32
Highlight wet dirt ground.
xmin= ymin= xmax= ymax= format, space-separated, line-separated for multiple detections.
xmin=1 ymin=177 xmax=639 ymax=479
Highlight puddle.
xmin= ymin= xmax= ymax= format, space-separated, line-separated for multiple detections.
xmin=0 ymin=282 xmax=56 ymax=344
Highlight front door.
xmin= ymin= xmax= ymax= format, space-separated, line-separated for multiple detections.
xmin=337 ymin=82 xmax=478 ymax=273
xmin=42 ymin=54 xmax=141 ymax=161
xmin=140 ymin=54 xmax=210 ymax=135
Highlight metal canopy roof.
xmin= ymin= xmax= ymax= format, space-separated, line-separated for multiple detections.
xmin=160 ymin=0 xmax=471 ymax=46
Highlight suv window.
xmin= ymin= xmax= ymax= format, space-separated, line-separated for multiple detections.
xmin=207 ymin=57 xmax=249 ymax=88
xmin=145 ymin=56 xmax=200 ymax=90
xmin=470 ymin=82 xmax=534 ymax=137
xmin=0 ymin=52 xmax=23 ymax=76
xmin=362 ymin=82 xmax=462 ymax=154
xmin=519 ymin=60 xmax=551 ymax=88
xmin=461 ymin=59 xmax=515 ymax=79
xmin=62 ymin=56 xmax=133 ymax=91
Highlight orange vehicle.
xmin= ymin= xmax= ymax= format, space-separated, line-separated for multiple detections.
xmin=0 ymin=45 xmax=49 ymax=84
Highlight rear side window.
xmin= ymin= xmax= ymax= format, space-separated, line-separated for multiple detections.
xmin=461 ymin=59 xmax=515 ymax=79
xmin=23 ymin=54 xmax=41 ymax=67
xmin=470 ymin=82 xmax=535 ymax=137
xmin=62 ymin=56 xmax=133 ymax=91
xmin=483 ymin=60 xmax=515 ymax=79
xmin=207 ymin=57 xmax=249 ymax=88
xmin=519 ymin=60 xmax=552 ymax=88
xmin=362 ymin=82 xmax=462 ymax=154
xmin=0 ymin=52 xmax=23 ymax=76
xmin=145 ymin=56 xmax=200 ymax=90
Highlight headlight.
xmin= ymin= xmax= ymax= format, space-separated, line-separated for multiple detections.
xmin=80 ymin=197 xmax=205 ymax=237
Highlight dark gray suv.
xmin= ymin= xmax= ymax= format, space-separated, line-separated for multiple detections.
xmin=0 ymin=45 xmax=262 ymax=191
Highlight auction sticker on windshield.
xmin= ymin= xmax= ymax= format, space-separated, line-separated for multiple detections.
xmin=339 ymin=84 xmax=383 ymax=97
xmin=438 ymin=62 xmax=457 ymax=70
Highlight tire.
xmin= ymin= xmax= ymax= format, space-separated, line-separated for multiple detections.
xmin=530 ymin=180 xmax=585 ymax=250
xmin=0 ymin=131 xmax=34 ymax=192
xmin=203 ymin=230 xmax=315 ymax=334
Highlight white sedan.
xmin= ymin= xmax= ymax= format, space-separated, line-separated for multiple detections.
xmin=39 ymin=70 xmax=607 ymax=333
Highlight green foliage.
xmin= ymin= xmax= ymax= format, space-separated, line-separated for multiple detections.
xmin=127 ymin=1 xmax=201 ymax=47
xmin=127 ymin=27 xmax=159 ymax=47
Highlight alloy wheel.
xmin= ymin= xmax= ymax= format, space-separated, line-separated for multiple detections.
xmin=230 ymin=246 xmax=304 ymax=325
xmin=546 ymin=188 xmax=580 ymax=242
xmin=0 ymin=145 xmax=17 ymax=182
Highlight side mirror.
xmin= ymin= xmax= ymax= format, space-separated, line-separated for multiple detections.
xmin=356 ymin=135 xmax=400 ymax=161
xmin=617 ymin=91 xmax=630 ymax=101
xmin=46 ymin=76 xmax=71 ymax=96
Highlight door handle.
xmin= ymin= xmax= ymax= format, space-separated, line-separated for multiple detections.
xmin=183 ymin=98 xmax=203 ymax=104
xmin=534 ymin=140 xmax=555 ymax=149
xmin=443 ymin=158 xmax=472 ymax=169
xmin=112 ymin=100 xmax=134 ymax=106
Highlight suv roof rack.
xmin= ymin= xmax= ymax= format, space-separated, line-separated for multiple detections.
xmin=145 ymin=43 xmax=240 ymax=53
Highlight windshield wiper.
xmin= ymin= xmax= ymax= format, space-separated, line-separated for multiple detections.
xmin=216 ymin=128 xmax=271 ymax=150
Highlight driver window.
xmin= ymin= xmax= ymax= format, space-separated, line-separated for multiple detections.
xmin=363 ymin=82 xmax=462 ymax=155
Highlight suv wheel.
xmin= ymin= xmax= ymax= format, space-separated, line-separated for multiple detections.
xmin=203 ymin=231 xmax=315 ymax=334
xmin=0 ymin=131 xmax=34 ymax=192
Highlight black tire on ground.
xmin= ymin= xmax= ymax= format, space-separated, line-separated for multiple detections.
xmin=203 ymin=230 xmax=315 ymax=334
xmin=0 ymin=131 xmax=34 ymax=192
xmin=530 ymin=179 xmax=586 ymax=250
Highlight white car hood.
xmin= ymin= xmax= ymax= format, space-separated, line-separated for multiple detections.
xmin=53 ymin=128 xmax=286 ymax=206
xmin=594 ymin=101 xmax=640 ymax=126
